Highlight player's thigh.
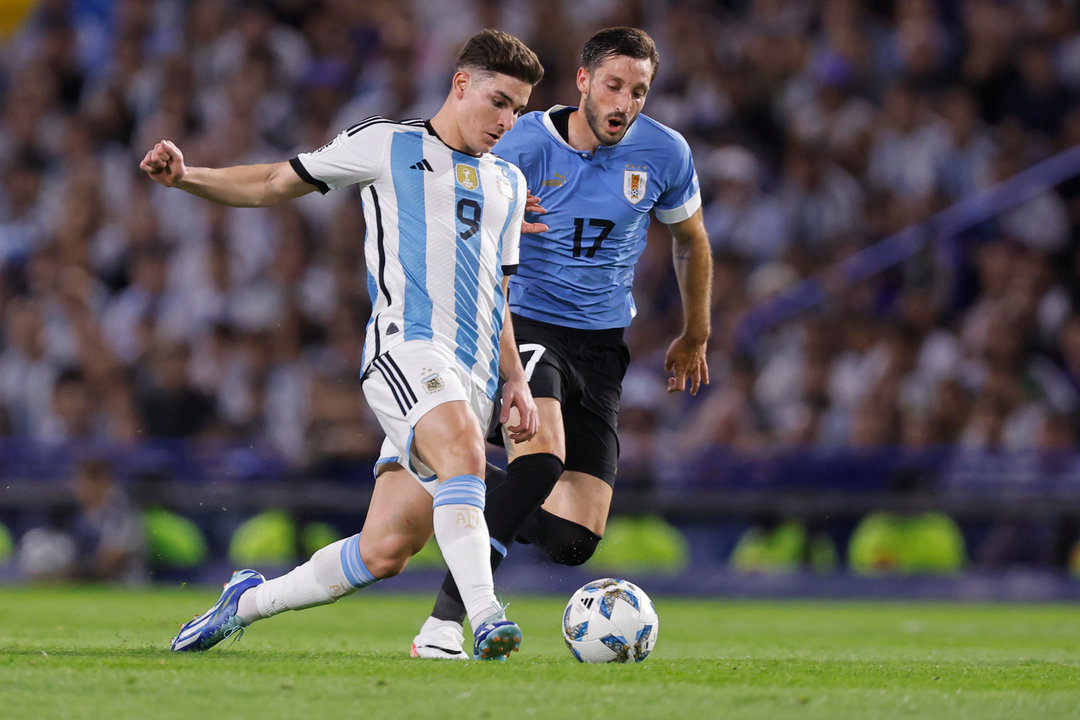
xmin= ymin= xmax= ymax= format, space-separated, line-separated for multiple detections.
xmin=540 ymin=470 xmax=614 ymax=536
xmin=364 ymin=340 xmax=489 ymax=481
xmin=504 ymin=397 xmax=565 ymax=462
xmin=413 ymin=399 xmax=487 ymax=478
xmin=359 ymin=464 xmax=435 ymax=576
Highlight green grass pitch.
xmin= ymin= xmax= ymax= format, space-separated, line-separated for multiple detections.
xmin=1 ymin=584 xmax=1078 ymax=720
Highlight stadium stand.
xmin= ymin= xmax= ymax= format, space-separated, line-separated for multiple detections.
xmin=2 ymin=0 xmax=1080 ymax=593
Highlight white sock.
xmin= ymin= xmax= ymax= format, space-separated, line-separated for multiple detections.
xmin=237 ymin=534 xmax=377 ymax=624
xmin=432 ymin=474 xmax=501 ymax=630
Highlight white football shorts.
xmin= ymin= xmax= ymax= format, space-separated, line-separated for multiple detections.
xmin=363 ymin=339 xmax=494 ymax=495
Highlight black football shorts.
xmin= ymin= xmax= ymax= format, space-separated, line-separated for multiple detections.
xmin=496 ymin=313 xmax=630 ymax=486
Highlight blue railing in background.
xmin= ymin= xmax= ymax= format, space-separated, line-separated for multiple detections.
xmin=735 ymin=142 xmax=1080 ymax=351
xmin=2 ymin=440 xmax=1079 ymax=518
xmin=3 ymin=440 xmax=1079 ymax=600
xmin=0 ymin=439 xmax=289 ymax=485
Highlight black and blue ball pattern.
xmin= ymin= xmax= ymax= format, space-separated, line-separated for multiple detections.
xmin=561 ymin=578 xmax=659 ymax=663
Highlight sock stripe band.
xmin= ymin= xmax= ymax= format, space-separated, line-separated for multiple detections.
xmin=490 ymin=537 xmax=508 ymax=557
xmin=340 ymin=533 xmax=377 ymax=589
xmin=433 ymin=474 xmax=485 ymax=509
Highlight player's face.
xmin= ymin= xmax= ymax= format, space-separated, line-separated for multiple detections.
xmin=578 ymin=55 xmax=653 ymax=146
xmin=456 ymin=70 xmax=532 ymax=154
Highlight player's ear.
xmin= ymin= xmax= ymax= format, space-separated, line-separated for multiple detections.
xmin=575 ymin=66 xmax=590 ymax=95
xmin=452 ymin=70 xmax=471 ymax=100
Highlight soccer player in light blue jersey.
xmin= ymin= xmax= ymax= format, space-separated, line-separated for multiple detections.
xmin=141 ymin=29 xmax=544 ymax=661
xmin=412 ymin=27 xmax=712 ymax=659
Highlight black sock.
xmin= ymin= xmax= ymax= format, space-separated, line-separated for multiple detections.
xmin=430 ymin=453 xmax=564 ymax=623
xmin=516 ymin=510 xmax=539 ymax=545
xmin=486 ymin=453 xmax=563 ymax=545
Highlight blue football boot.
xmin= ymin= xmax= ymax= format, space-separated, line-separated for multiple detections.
xmin=170 ymin=569 xmax=265 ymax=652
xmin=472 ymin=607 xmax=522 ymax=661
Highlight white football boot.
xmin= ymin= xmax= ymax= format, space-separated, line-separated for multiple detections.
xmin=410 ymin=616 xmax=467 ymax=660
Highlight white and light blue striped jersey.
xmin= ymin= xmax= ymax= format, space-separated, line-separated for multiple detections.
xmin=291 ymin=117 xmax=526 ymax=398
xmin=493 ymin=106 xmax=701 ymax=330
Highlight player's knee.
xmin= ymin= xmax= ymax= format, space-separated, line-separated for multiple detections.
xmin=433 ymin=435 xmax=487 ymax=477
xmin=534 ymin=509 xmax=601 ymax=566
xmin=417 ymin=404 xmax=487 ymax=476
xmin=546 ymin=535 xmax=600 ymax=566
xmin=362 ymin=535 xmax=420 ymax=579
xmin=525 ymin=424 xmax=565 ymax=458
xmin=455 ymin=440 xmax=488 ymax=474
xmin=363 ymin=554 xmax=406 ymax=579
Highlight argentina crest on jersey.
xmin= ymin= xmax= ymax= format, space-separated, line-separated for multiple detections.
xmin=495 ymin=167 xmax=515 ymax=199
xmin=623 ymin=169 xmax=648 ymax=204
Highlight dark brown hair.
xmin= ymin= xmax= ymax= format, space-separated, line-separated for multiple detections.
xmin=582 ymin=27 xmax=659 ymax=80
xmin=455 ymin=29 xmax=545 ymax=86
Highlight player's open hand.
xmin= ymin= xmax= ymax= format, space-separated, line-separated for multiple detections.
xmin=522 ymin=192 xmax=549 ymax=234
xmin=500 ymin=376 xmax=539 ymax=443
xmin=140 ymin=139 xmax=187 ymax=187
xmin=664 ymin=333 xmax=709 ymax=395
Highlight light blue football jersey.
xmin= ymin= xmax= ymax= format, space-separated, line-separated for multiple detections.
xmin=494 ymin=106 xmax=701 ymax=330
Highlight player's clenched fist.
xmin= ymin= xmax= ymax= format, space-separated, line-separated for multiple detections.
xmin=140 ymin=139 xmax=186 ymax=187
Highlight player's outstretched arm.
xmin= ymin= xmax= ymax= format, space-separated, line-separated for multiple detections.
xmin=139 ymin=139 xmax=315 ymax=207
xmin=497 ymin=289 xmax=539 ymax=443
xmin=665 ymin=208 xmax=712 ymax=395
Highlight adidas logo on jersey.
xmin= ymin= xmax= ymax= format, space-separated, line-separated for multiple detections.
xmin=410 ymin=158 xmax=433 ymax=172
xmin=386 ymin=322 xmax=400 ymax=335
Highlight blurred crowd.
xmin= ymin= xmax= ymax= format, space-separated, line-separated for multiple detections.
xmin=1 ymin=0 xmax=1079 ymax=487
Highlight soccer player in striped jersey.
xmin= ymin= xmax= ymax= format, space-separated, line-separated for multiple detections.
xmin=142 ymin=29 xmax=544 ymax=661
xmin=411 ymin=27 xmax=712 ymax=659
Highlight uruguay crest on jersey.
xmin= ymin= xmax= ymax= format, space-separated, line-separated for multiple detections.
xmin=623 ymin=169 xmax=648 ymax=204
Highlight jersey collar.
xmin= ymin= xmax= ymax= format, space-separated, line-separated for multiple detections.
xmin=424 ymin=119 xmax=485 ymax=158
xmin=540 ymin=105 xmax=639 ymax=156
xmin=541 ymin=106 xmax=580 ymax=152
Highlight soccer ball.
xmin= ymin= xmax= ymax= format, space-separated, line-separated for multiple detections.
xmin=561 ymin=578 xmax=659 ymax=663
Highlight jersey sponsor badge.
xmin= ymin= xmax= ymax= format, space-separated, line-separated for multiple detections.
xmin=623 ymin=170 xmax=648 ymax=204
xmin=541 ymin=173 xmax=566 ymax=188
xmin=456 ymin=164 xmax=479 ymax=190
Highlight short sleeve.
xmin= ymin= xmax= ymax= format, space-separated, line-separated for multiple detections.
xmin=654 ymin=132 xmax=702 ymax=225
xmin=501 ymin=169 xmax=526 ymax=273
xmin=290 ymin=119 xmax=392 ymax=194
